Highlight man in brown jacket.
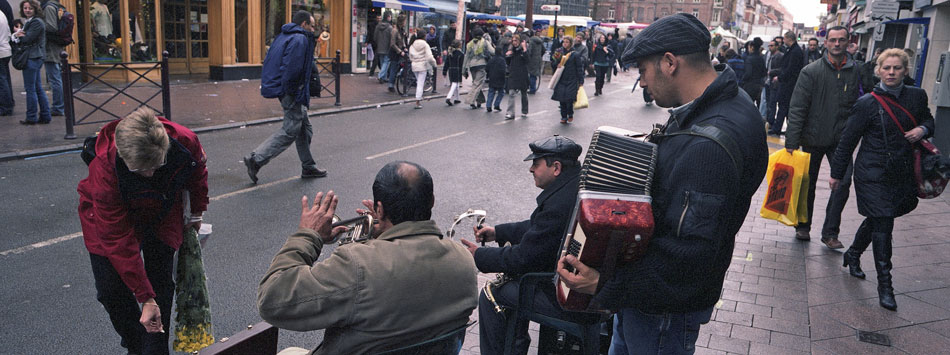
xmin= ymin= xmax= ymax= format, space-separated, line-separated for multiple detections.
xmin=257 ymin=161 xmax=478 ymax=355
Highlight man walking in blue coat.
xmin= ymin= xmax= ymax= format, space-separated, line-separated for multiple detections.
xmin=244 ymin=11 xmax=325 ymax=183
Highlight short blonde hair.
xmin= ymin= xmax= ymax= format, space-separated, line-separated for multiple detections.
xmin=115 ymin=108 xmax=169 ymax=169
xmin=876 ymin=48 xmax=909 ymax=71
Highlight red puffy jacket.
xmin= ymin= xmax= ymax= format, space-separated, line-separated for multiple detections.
xmin=77 ymin=117 xmax=208 ymax=302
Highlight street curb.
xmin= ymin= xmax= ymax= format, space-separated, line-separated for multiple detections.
xmin=0 ymin=90 xmax=467 ymax=163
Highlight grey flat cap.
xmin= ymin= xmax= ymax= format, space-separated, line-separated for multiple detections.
xmin=524 ymin=135 xmax=582 ymax=161
xmin=620 ymin=13 xmax=711 ymax=66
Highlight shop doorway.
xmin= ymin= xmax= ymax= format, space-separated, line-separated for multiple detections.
xmin=163 ymin=0 xmax=210 ymax=74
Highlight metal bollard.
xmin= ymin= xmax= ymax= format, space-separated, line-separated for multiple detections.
xmin=61 ymin=51 xmax=76 ymax=139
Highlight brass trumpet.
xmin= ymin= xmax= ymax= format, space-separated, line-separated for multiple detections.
xmin=330 ymin=213 xmax=376 ymax=245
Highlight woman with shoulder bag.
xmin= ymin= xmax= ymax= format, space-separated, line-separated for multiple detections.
xmin=12 ymin=0 xmax=51 ymax=125
xmin=551 ymin=36 xmax=585 ymax=124
xmin=829 ymin=49 xmax=935 ymax=311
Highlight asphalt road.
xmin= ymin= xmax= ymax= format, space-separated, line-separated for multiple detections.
xmin=0 ymin=73 xmax=669 ymax=354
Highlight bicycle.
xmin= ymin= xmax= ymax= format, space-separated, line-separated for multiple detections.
xmin=395 ymin=58 xmax=435 ymax=96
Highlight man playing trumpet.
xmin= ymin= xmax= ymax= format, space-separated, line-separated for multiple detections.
xmin=257 ymin=161 xmax=477 ymax=354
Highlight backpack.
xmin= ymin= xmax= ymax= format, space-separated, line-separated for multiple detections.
xmin=44 ymin=2 xmax=75 ymax=46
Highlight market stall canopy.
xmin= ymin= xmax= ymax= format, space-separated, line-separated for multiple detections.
xmin=466 ymin=12 xmax=508 ymax=21
xmin=421 ymin=0 xmax=469 ymax=15
xmin=513 ymin=14 xmax=593 ymax=27
xmin=372 ymin=0 xmax=431 ymax=12
xmin=711 ymin=26 xmax=739 ymax=39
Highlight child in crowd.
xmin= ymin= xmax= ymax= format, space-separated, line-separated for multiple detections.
xmin=443 ymin=39 xmax=464 ymax=106
xmin=484 ymin=48 xmax=507 ymax=113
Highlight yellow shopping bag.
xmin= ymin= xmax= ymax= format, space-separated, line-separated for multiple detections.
xmin=760 ymin=150 xmax=811 ymax=226
xmin=574 ymin=86 xmax=589 ymax=109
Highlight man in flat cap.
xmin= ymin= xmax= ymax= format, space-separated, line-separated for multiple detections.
xmin=558 ymin=13 xmax=768 ymax=354
xmin=461 ymin=135 xmax=588 ymax=355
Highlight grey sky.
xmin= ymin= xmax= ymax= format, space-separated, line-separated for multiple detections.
xmin=781 ymin=0 xmax=824 ymax=27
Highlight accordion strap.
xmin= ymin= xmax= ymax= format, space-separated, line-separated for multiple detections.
xmin=663 ymin=124 xmax=744 ymax=178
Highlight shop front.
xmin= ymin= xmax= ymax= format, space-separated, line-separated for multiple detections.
xmin=62 ymin=0 xmax=355 ymax=82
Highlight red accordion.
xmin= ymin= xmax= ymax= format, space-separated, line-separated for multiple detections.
xmin=556 ymin=126 xmax=658 ymax=312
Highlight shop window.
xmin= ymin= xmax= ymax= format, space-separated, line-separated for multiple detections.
xmin=235 ymin=0 xmax=248 ymax=62
xmin=130 ymin=0 xmax=158 ymax=62
xmin=87 ymin=0 xmax=124 ymax=62
xmin=293 ymin=0 xmax=331 ymax=57
xmin=263 ymin=0 xmax=286 ymax=49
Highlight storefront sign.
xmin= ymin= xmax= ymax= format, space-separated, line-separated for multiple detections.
xmin=914 ymin=0 xmax=931 ymax=10
xmin=872 ymin=23 xmax=886 ymax=41
xmin=869 ymin=0 xmax=900 ymax=22
xmin=540 ymin=4 xmax=561 ymax=11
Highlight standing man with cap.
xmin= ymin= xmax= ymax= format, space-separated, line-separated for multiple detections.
xmin=460 ymin=135 xmax=585 ymax=355
xmin=556 ymin=14 xmax=768 ymax=354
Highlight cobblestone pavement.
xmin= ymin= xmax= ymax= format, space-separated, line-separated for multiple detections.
xmin=461 ymin=136 xmax=950 ymax=355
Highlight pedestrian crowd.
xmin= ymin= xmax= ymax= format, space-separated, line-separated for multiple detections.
xmin=1 ymin=0 xmax=69 ymax=124
xmin=68 ymin=8 xmax=944 ymax=355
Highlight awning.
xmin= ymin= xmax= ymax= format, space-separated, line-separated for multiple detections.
xmin=466 ymin=12 xmax=507 ymax=21
xmin=421 ymin=0 xmax=466 ymax=15
xmin=372 ymin=0 xmax=430 ymax=12
xmin=512 ymin=14 xmax=593 ymax=27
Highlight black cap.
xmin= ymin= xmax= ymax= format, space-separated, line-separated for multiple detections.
xmin=620 ymin=13 xmax=711 ymax=67
xmin=523 ymin=135 xmax=582 ymax=162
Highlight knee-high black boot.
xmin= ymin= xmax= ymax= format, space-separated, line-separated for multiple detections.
xmin=843 ymin=220 xmax=872 ymax=279
xmin=871 ymin=232 xmax=897 ymax=310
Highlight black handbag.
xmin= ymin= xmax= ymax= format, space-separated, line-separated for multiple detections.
xmin=11 ymin=42 xmax=34 ymax=70
xmin=309 ymin=63 xmax=322 ymax=98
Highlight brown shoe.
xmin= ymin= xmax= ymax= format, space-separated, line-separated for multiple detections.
xmin=821 ymin=236 xmax=844 ymax=249
xmin=795 ymin=229 xmax=810 ymax=241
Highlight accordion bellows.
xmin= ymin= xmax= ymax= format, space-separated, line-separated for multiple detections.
xmin=557 ymin=126 xmax=658 ymax=312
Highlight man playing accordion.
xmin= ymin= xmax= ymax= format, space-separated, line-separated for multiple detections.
xmin=557 ymin=14 xmax=768 ymax=354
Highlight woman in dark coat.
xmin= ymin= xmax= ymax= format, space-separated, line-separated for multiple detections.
xmin=13 ymin=0 xmax=51 ymax=125
xmin=591 ymin=34 xmax=614 ymax=96
xmin=830 ymin=49 xmax=934 ymax=311
xmin=551 ymin=36 xmax=585 ymax=124
xmin=442 ymin=39 xmax=464 ymax=106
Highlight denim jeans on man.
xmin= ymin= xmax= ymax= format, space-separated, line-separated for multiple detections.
xmin=23 ymin=58 xmax=52 ymax=123
xmin=248 ymin=95 xmax=317 ymax=170
xmin=608 ymin=307 xmax=713 ymax=355
xmin=0 ymin=57 xmax=14 ymax=115
xmin=388 ymin=54 xmax=402 ymax=89
xmin=759 ymin=87 xmax=767 ymax=119
xmin=377 ymin=54 xmax=390 ymax=81
xmin=765 ymin=82 xmax=779 ymax=127
xmin=486 ymin=87 xmax=505 ymax=109
xmin=528 ymin=74 xmax=538 ymax=94
xmin=90 ymin=232 xmax=176 ymax=355
xmin=45 ymin=61 xmax=64 ymax=114
xmin=799 ymin=143 xmax=853 ymax=236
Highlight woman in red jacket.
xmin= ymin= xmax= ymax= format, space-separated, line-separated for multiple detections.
xmin=78 ymin=108 xmax=208 ymax=355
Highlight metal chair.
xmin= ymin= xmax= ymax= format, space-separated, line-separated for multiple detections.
xmin=502 ymin=273 xmax=610 ymax=355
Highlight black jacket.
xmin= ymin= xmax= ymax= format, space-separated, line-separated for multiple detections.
xmin=506 ymin=45 xmax=530 ymax=91
xmin=591 ymin=42 xmax=614 ymax=66
xmin=442 ymin=48 xmax=464 ymax=83
xmin=473 ymin=166 xmax=581 ymax=274
xmin=551 ymin=49 xmax=585 ymax=102
xmin=830 ymin=86 xmax=934 ymax=217
xmin=591 ymin=67 xmax=769 ymax=313
xmin=779 ymin=42 xmax=804 ymax=85
xmin=485 ymin=54 xmax=508 ymax=90
xmin=742 ymin=52 xmax=766 ymax=90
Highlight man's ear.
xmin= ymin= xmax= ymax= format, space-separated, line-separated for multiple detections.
xmin=552 ymin=161 xmax=563 ymax=176
xmin=663 ymin=52 xmax=678 ymax=75
xmin=375 ymin=201 xmax=385 ymax=221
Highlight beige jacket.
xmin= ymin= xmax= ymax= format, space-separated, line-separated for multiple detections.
xmin=258 ymin=220 xmax=477 ymax=355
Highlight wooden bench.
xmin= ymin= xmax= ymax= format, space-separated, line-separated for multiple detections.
xmin=198 ymin=321 xmax=278 ymax=355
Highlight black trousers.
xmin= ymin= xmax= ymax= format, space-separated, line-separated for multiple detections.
xmin=90 ymin=235 xmax=176 ymax=355
xmin=478 ymin=281 xmax=572 ymax=355
xmin=799 ymin=144 xmax=853 ymax=237
xmin=595 ymin=65 xmax=609 ymax=93
xmin=559 ymin=100 xmax=575 ymax=119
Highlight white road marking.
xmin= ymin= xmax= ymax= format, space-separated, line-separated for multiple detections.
xmin=364 ymin=131 xmax=467 ymax=160
xmin=1 ymin=232 xmax=83 ymax=256
xmin=210 ymin=176 xmax=300 ymax=201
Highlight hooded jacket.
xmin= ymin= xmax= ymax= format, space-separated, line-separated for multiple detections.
xmin=442 ymin=47 xmax=464 ymax=82
xmin=373 ymin=21 xmax=393 ymax=55
xmin=591 ymin=67 xmax=768 ymax=313
xmin=260 ymin=23 xmax=315 ymax=106
xmin=408 ymin=38 xmax=437 ymax=73
xmin=485 ymin=52 xmax=507 ymax=90
xmin=42 ymin=0 xmax=64 ymax=62
xmin=526 ymin=35 xmax=544 ymax=76
xmin=77 ymin=117 xmax=208 ymax=303
xmin=463 ymin=35 xmax=494 ymax=70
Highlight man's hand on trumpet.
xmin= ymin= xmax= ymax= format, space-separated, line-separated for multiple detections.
xmin=300 ymin=191 xmax=348 ymax=243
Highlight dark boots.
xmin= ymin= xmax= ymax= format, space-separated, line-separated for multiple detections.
xmin=872 ymin=232 xmax=897 ymax=311
xmin=843 ymin=221 xmax=872 ymax=279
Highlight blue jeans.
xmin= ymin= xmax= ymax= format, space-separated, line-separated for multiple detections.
xmin=608 ymin=307 xmax=713 ymax=355
xmin=759 ymin=86 xmax=767 ymax=118
xmin=388 ymin=55 xmax=402 ymax=88
xmin=765 ymin=82 xmax=779 ymax=126
xmin=249 ymin=95 xmax=316 ymax=169
xmin=377 ymin=54 xmax=390 ymax=81
xmin=528 ymin=74 xmax=538 ymax=93
xmin=45 ymin=61 xmax=64 ymax=114
xmin=23 ymin=58 xmax=52 ymax=123
xmin=0 ymin=57 xmax=13 ymax=115
xmin=486 ymin=87 xmax=505 ymax=109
